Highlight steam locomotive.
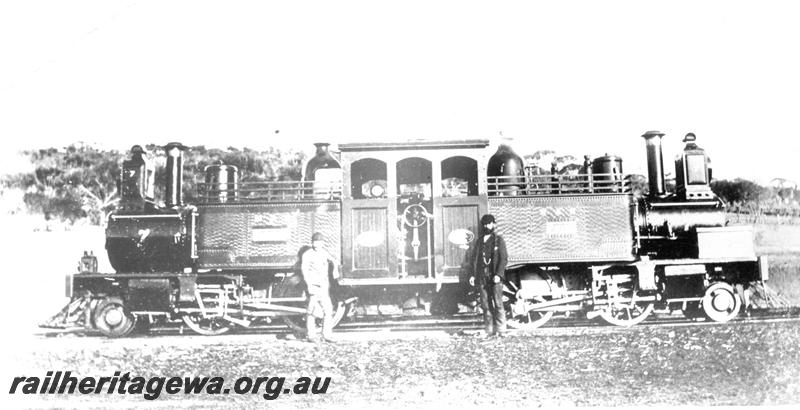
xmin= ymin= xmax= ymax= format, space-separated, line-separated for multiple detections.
xmin=53 ymin=131 xmax=768 ymax=337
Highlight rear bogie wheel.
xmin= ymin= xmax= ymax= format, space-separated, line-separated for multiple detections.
xmin=93 ymin=297 xmax=136 ymax=338
xmin=701 ymin=282 xmax=741 ymax=323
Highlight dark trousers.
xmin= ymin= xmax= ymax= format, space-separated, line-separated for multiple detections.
xmin=479 ymin=281 xmax=507 ymax=334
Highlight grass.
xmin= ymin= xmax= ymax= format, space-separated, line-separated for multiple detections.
xmin=744 ymin=221 xmax=800 ymax=305
xmin=760 ymin=254 xmax=800 ymax=306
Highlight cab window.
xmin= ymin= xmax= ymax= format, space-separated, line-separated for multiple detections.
xmin=351 ymin=158 xmax=387 ymax=199
xmin=397 ymin=157 xmax=432 ymax=200
xmin=441 ymin=156 xmax=478 ymax=197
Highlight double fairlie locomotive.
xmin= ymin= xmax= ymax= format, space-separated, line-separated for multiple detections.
xmin=53 ymin=131 xmax=768 ymax=337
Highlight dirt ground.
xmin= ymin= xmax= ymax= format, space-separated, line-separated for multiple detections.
xmin=3 ymin=320 xmax=800 ymax=408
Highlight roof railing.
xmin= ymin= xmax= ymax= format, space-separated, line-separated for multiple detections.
xmin=195 ymin=174 xmax=630 ymax=202
xmin=488 ymin=173 xmax=632 ymax=196
xmin=195 ymin=180 xmax=342 ymax=203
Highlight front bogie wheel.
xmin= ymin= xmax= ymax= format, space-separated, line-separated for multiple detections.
xmin=93 ymin=297 xmax=136 ymax=338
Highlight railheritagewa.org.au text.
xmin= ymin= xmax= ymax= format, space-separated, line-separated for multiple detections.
xmin=9 ymin=371 xmax=331 ymax=400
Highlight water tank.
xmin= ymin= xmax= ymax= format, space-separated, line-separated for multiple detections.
xmin=591 ymin=155 xmax=624 ymax=192
xmin=204 ymin=164 xmax=239 ymax=202
xmin=304 ymin=143 xmax=340 ymax=181
xmin=487 ymin=144 xmax=525 ymax=195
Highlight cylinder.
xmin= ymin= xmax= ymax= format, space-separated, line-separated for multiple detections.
xmin=304 ymin=143 xmax=340 ymax=181
xmin=487 ymin=144 xmax=525 ymax=195
xmin=641 ymin=130 xmax=666 ymax=197
xmin=164 ymin=142 xmax=187 ymax=208
xmin=204 ymin=164 xmax=239 ymax=202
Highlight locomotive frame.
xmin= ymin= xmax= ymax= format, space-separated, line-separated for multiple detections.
xmin=53 ymin=131 xmax=768 ymax=337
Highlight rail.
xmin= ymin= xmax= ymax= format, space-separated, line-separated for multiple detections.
xmin=195 ymin=180 xmax=343 ymax=203
xmin=488 ymin=173 xmax=632 ymax=196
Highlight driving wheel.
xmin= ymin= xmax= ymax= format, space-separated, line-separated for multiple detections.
xmin=503 ymin=279 xmax=554 ymax=330
xmin=181 ymin=314 xmax=231 ymax=336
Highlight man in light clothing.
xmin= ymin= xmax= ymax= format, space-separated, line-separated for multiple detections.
xmin=302 ymin=232 xmax=339 ymax=342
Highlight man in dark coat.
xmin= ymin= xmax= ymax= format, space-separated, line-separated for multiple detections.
xmin=468 ymin=214 xmax=509 ymax=336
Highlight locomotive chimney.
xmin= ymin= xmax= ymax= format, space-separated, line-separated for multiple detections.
xmin=164 ymin=142 xmax=188 ymax=208
xmin=641 ymin=130 xmax=666 ymax=197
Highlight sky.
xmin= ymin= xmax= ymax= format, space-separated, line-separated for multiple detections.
xmin=1 ymin=0 xmax=798 ymax=184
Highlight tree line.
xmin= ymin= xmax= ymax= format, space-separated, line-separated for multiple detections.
xmin=1 ymin=143 xmax=305 ymax=225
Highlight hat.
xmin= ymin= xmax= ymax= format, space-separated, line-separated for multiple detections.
xmin=480 ymin=214 xmax=496 ymax=225
xmin=311 ymin=232 xmax=324 ymax=241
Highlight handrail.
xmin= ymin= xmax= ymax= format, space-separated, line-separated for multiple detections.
xmin=195 ymin=180 xmax=342 ymax=203
xmin=195 ymin=173 xmax=631 ymax=203
xmin=488 ymin=173 xmax=632 ymax=196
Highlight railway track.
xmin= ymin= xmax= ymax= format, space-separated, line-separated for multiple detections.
xmin=38 ymin=307 xmax=800 ymax=338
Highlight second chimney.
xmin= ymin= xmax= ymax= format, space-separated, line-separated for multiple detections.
xmin=641 ymin=131 xmax=666 ymax=197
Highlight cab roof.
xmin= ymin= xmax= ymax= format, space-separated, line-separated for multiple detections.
xmin=338 ymin=139 xmax=490 ymax=152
